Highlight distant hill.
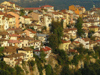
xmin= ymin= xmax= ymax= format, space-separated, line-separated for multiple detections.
xmin=1 ymin=0 xmax=100 ymax=10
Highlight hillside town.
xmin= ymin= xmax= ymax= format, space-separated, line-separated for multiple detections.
xmin=1 ymin=1 xmax=100 ymax=75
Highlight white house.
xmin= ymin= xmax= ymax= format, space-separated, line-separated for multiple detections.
xmin=34 ymin=46 xmax=52 ymax=58
xmin=18 ymin=47 xmax=34 ymax=61
xmin=74 ymin=38 xmax=90 ymax=49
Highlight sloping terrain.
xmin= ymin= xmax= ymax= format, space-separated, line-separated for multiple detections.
xmin=1 ymin=0 xmax=100 ymax=10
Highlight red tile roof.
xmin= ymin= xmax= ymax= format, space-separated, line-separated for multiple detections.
xmin=96 ymin=40 xmax=100 ymax=42
xmin=89 ymin=26 xmax=98 ymax=28
xmin=4 ymin=13 xmax=15 ymax=18
xmin=9 ymin=2 xmax=15 ymax=4
xmin=34 ymin=46 xmax=51 ymax=52
xmin=25 ymin=7 xmax=41 ymax=10
xmin=73 ymin=41 xmax=80 ymax=43
xmin=41 ymin=5 xmax=54 ymax=8
xmin=9 ymin=34 xmax=20 ymax=37
xmin=69 ymin=49 xmax=78 ymax=53
xmin=8 ymin=40 xmax=22 ymax=43
xmin=61 ymin=40 xmax=71 ymax=43
xmin=7 ymin=28 xmax=22 ymax=31
xmin=23 ymin=16 xmax=31 ymax=18
xmin=27 ymin=29 xmax=36 ymax=34
xmin=0 ymin=11 xmax=4 ymax=15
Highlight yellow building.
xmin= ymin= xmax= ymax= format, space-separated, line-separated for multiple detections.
xmin=3 ymin=53 xmax=24 ymax=67
xmin=89 ymin=26 xmax=98 ymax=32
xmin=69 ymin=5 xmax=86 ymax=16
xmin=1 ymin=1 xmax=15 ymax=9
xmin=59 ymin=40 xmax=71 ymax=52
xmin=18 ymin=47 xmax=34 ymax=61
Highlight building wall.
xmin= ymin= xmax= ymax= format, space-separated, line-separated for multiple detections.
xmin=18 ymin=50 xmax=33 ymax=61
xmin=59 ymin=42 xmax=71 ymax=51
xmin=24 ymin=30 xmax=29 ymax=36
xmin=89 ymin=28 xmax=98 ymax=32
xmin=7 ymin=12 xmax=20 ymax=28
xmin=28 ymin=12 xmax=39 ymax=21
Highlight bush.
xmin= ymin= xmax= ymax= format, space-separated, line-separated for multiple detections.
xmin=45 ymin=64 xmax=53 ymax=75
xmin=28 ymin=60 xmax=35 ymax=70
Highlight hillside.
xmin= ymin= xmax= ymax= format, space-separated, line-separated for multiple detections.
xmin=1 ymin=0 xmax=100 ymax=10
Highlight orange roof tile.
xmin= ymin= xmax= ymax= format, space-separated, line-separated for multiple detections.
xmin=41 ymin=5 xmax=54 ymax=8
xmin=34 ymin=46 xmax=51 ymax=52
xmin=89 ymin=26 xmax=98 ymax=28
xmin=61 ymin=40 xmax=71 ymax=43
xmin=27 ymin=29 xmax=36 ymax=34
xmin=25 ymin=7 xmax=41 ymax=10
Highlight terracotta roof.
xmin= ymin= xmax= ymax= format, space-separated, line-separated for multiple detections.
xmin=60 ymin=9 xmax=67 ymax=13
xmin=18 ymin=47 xmax=33 ymax=51
xmin=61 ymin=40 xmax=71 ymax=43
xmin=34 ymin=46 xmax=51 ymax=52
xmin=44 ymin=14 xmax=51 ymax=17
xmin=0 ymin=32 xmax=9 ymax=35
xmin=82 ymin=38 xmax=90 ymax=42
xmin=69 ymin=49 xmax=78 ymax=53
xmin=18 ymin=36 xmax=33 ymax=40
xmin=0 ymin=11 xmax=4 ymax=15
xmin=25 ymin=7 xmax=41 ymax=10
xmin=52 ymin=12 xmax=62 ymax=15
xmin=0 ymin=5 xmax=5 ymax=8
xmin=15 ymin=58 xmax=22 ymax=61
xmin=64 ymin=28 xmax=77 ymax=32
xmin=8 ymin=40 xmax=22 ymax=43
xmin=9 ymin=1 xmax=15 ymax=4
xmin=96 ymin=40 xmax=100 ymax=42
xmin=7 ymin=28 xmax=22 ymax=31
xmin=4 ymin=53 xmax=25 ymax=58
xmin=0 ymin=39 xmax=8 ymax=41
xmin=73 ymin=41 xmax=80 ymax=43
xmin=27 ymin=29 xmax=36 ymax=34
xmin=3 ymin=46 xmax=18 ymax=53
xmin=23 ymin=16 xmax=31 ymax=18
xmin=89 ymin=26 xmax=98 ymax=28
xmin=9 ymin=34 xmax=20 ymax=37
xmin=4 ymin=13 xmax=15 ymax=18
xmin=41 ymin=5 xmax=54 ymax=8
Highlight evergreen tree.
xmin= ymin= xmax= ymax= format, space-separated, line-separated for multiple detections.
xmin=75 ymin=17 xmax=84 ymax=37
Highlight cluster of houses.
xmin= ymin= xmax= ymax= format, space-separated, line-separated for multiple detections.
xmin=0 ymin=1 xmax=100 ymax=69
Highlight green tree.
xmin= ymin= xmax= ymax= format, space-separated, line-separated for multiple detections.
xmin=34 ymin=55 xmax=43 ymax=75
xmin=88 ymin=30 xmax=95 ymax=38
xmin=74 ymin=70 xmax=82 ymax=75
xmin=57 ymin=49 xmax=68 ymax=65
xmin=15 ymin=65 xmax=24 ymax=75
xmin=28 ymin=10 xmax=33 ymax=14
xmin=60 ymin=65 xmax=73 ymax=75
xmin=20 ymin=9 xmax=25 ymax=16
xmin=48 ymin=34 xmax=59 ymax=51
xmin=40 ymin=51 xmax=46 ymax=62
xmin=61 ymin=19 xmax=64 ymax=28
xmin=45 ymin=64 xmax=53 ymax=75
xmin=0 ymin=61 xmax=15 ymax=75
xmin=0 ymin=47 xmax=4 ymax=57
xmin=49 ymin=21 xmax=63 ymax=52
xmin=75 ymin=17 xmax=84 ymax=37
xmin=28 ymin=60 xmax=35 ymax=70
xmin=42 ymin=26 xmax=47 ymax=31
xmin=30 ymin=46 xmax=34 ymax=50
